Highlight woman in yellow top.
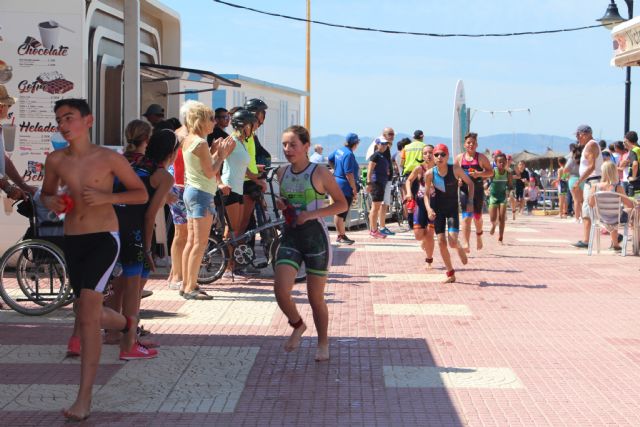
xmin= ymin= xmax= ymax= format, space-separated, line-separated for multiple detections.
xmin=181 ymin=101 xmax=233 ymax=300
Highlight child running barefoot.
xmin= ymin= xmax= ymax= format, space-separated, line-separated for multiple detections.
xmin=42 ymin=99 xmax=149 ymax=421
xmin=554 ymin=157 xmax=569 ymax=218
xmin=524 ymin=178 xmax=540 ymax=215
xmin=404 ymin=144 xmax=436 ymax=269
xmin=488 ymin=153 xmax=513 ymax=244
xmin=423 ymin=144 xmax=475 ymax=283
xmin=273 ymin=126 xmax=347 ymax=362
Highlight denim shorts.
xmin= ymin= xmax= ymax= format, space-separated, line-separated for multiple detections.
xmin=184 ymin=186 xmax=217 ymax=219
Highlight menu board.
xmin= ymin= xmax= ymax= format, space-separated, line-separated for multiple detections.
xmin=0 ymin=2 xmax=83 ymax=204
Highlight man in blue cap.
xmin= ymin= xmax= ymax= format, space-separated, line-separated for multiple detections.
xmin=328 ymin=133 xmax=360 ymax=244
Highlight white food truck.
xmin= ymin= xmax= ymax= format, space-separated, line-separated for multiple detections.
xmin=0 ymin=0 xmax=239 ymax=253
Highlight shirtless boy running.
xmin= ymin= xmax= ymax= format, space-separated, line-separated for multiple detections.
xmin=42 ymin=99 xmax=149 ymax=421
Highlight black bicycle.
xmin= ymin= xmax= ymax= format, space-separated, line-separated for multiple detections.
xmin=390 ymin=175 xmax=407 ymax=227
xmin=198 ymin=167 xmax=306 ymax=284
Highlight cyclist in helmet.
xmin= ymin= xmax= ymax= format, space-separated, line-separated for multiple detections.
xmin=218 ymin=108 xmax=258 ymax=278
xmin=237 ymin=99 xmax=270 ymax=274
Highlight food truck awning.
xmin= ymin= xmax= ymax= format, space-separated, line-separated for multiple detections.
xmin=611 ymin=16 xmax=640 ymax=67
xmin=140 ymin=62 xmax=241 ymax=94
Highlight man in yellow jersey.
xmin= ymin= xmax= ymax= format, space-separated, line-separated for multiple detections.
xmin=400 ymin=130 xmax=426 ymax=227
xmin=237 ymin=98 xmax=269 ymax=275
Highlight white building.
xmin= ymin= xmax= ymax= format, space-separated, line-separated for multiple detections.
xmin=216 ymin=74 xmax=308 ymax=163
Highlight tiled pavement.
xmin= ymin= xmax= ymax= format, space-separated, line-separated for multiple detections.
xmin=1 ymin=214 xmax=639 ymax=426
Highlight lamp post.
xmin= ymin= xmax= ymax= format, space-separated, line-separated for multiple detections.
xmin=305 ymin=0 xmax=311 ymax=132
xmin=598 ymin=0 xmax=634 ymax=134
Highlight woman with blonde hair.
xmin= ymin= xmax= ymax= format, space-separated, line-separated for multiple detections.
xmin=588 ymin=161 xmax=637 ymax=251
xmin=181 ymin=101 xmax=233 ymax=299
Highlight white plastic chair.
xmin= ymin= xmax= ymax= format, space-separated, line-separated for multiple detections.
xmin=588 ymin=192 xmax=631 ymax=256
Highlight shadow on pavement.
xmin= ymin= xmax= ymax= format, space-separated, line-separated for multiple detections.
xmin=456 ymin=280 xmax=548 ymax=289
xmin=0 ymin=328 xmax=465 ymax=426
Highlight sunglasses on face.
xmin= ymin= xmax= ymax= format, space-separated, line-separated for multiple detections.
xmin=433 ymin=152 xmax=447 ymax=158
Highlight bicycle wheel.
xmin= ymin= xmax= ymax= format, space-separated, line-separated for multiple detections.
xmin=393 ymin=193 xmax=404 ymax=226
xmin=361 ymin=191 xmax=371 ymax=230
xmin=197 ymin=234 xmax=228 ymax=284
xmin=0 ymin=239 xmax=71 ymax=316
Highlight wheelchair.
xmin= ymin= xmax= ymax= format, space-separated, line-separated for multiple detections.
xmin=0 ymin=195 xmax=71 ymax=316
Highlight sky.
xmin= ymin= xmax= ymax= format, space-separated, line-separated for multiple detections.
xmin=162 ymin=0 xmax=635 ymax=140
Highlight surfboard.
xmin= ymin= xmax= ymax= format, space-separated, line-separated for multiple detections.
xmin=451 ymin=80 xmax=468 ymax=163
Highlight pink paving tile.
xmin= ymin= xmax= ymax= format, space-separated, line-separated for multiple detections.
xmin=1 ymin=214 xmax=639 ymax=426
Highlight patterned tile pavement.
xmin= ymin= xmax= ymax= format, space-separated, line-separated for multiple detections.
xmin=1 ymin=214 xmax=639 ymax=426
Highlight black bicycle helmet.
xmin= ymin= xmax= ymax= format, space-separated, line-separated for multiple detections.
xmin=231 ymin=108 xmax=258 ymax=130
xmin=244 ymin=98 xmax=268 ymax=112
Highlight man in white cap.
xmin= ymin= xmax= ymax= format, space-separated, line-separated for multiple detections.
xmin=0 ymin=84 xmax=34 ymax=200
xmin=571 ymin=124 xmax=603 ymax=248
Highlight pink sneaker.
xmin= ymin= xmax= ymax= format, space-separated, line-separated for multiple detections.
xmin=369 ymin=230 xmax=386 ymax=239
xmin=119 ymin=342 xmax=158 ymax=360
xmin=66 ymin=336 xmax=81 ymax=357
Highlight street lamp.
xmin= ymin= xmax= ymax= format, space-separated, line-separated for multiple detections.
xmin=598 ymin=0 xmax=634 ymax=134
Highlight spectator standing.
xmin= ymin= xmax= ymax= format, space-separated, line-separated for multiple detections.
xmin=365 ymin=128 xmax=396 ymax=235
xmin=206 ymin=107 xmax=230 ymax=146
xmin=393 ymin=137 xmax=411 ymax=174
xmin=615 ymin=140 xmax=629 ymax=193
xmin=367 ymin=139 xmax=391 ymax=239
xmin=218 ymin=109 xmax=256 ymax=277
xmin=328 ymin=133 xmax=360 ymax=244
xmin=309 ymin=144 xmax=324 ymax=163
xmin=623 ymin=131 xmax=640 ymax=197
xmin=571 ymin=125 xmax=603 ymax=248
xmin=181 ymin=101 xmax=233 ymax=299
xmin=142 ymin=103 xmax=165 ymax=129
xmin=1 ymin=85 xmax=35 ymax=200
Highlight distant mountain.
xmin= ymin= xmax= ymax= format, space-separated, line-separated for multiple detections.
xmin=312 ymin=133 xmax=575 ymax=159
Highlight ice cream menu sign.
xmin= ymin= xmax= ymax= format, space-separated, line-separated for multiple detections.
xmin=0 ymin=1 xmax=83 ymax=186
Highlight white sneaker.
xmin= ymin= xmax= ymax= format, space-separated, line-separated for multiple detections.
xmin=168 ymin=281 xmax=182 ymax=290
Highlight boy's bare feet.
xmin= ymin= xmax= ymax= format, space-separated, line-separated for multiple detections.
xmin=315 ymin=343 xmax=330 ymax=362
xmin=424 ymin=257 xmax=433 ymax=270
xmin=476 ymin=232 xmax=483 ymax=250
xmin=443 ymin=270 xmax=456 ymax=284
xmin=489 ymin=223 xmax=496 ymax=235
xmin=62 ymin=399 xmax=90 ymax=422
xmin=284 ymin=319 xmax=307 ymax=352
xmin=456 ymin=246 xmax=468 ymax=265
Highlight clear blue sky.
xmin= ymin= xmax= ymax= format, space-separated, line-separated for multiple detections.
xmin=163 ymin=0 xmax=634 ymax=140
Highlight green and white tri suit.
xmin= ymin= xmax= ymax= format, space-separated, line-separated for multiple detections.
xmin=276 ymin=163 xmax=331 ymax=277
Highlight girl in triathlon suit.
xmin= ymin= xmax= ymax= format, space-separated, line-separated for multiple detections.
xmin=488 ymin=153 xmax=512 ymax=244
xmin=512 ymin=161 xmax=530 ymax=220
xmin=455 ymin=133 xmax=493 ymax=252
xmin=423 ymin=144 xmax=475 ymax=283
xmin=274 ymin=125 xmax=347 ymax=362
xmin=404 ymin=144 xmax=436 ymax=268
